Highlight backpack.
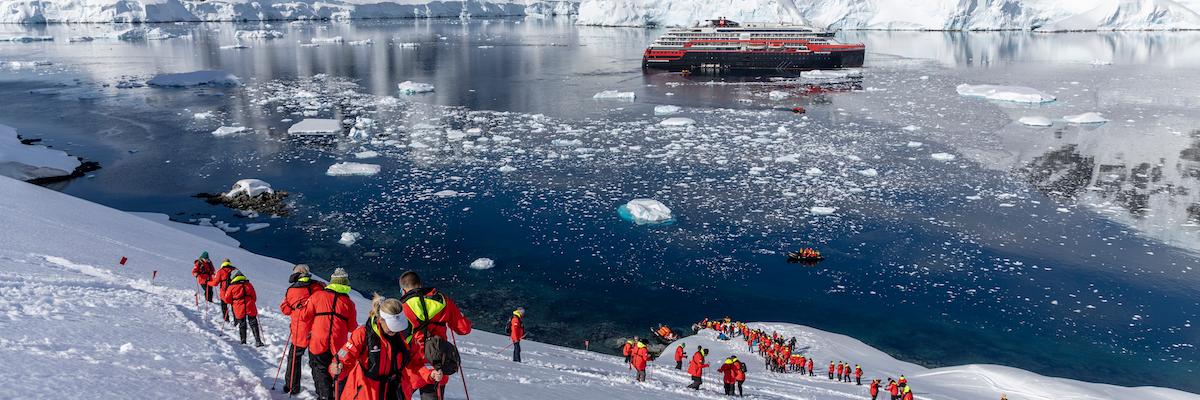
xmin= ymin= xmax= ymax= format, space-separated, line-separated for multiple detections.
xmin=504 ymin=316 xmax=512 ymax=335
xmin=738 ymin=361 xmax=748 ymax=373
xmin=410 ymin=289 xmax=462 ymax=376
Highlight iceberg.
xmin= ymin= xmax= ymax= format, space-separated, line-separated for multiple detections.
xmin=659 ymin=117 xmax=695 ymax=127
xmin=653 ymin=105 xmax=681 ymax=115
xmin=147 ymin=70 xmax=241 ymax=87
xmin=469 ymin=257 xmax=495 ymax=270
xmin=211 ymin=126 xmax=251 ymax=137
xmin=618 ymin=199 xmax=674 ymax=225
xmin=1064 ymin=112 xmax=1109 ymax=124
xmin=592 ymin=90 xmax=635 ymax=101
xmin=1018 ymin=116 xmax=1053 ymax=127
xmin=224 ymin=179 xmax=273 ymax=198
xmin=398 ymin=81 xmax=435 ymax=95
xmin=326 ymin=162 xmax=381 ymax=176
xmin=287 ymin=119 xmax=342 ymax=136
xmin=931 ymin=152 xmax=957 ymax=161
xmin=338 ymin=231 xmax=361 ymax=246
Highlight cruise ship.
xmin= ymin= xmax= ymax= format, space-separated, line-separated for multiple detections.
xmin=642 ymin=18 xmax=865 ymax=72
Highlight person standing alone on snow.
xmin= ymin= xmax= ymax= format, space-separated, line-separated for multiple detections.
xmin=397 ymin=271 xmax=472 ymax=400
xmin=686 ymin=347 xmax=709 ymax=390
xmin=298 ymin=268 xmax=358 ymax=400
xmin=209 ymin=259 xmax=237 ymax=322
xmin=221 ymin=269 xmax=264 ymax=346
xmin=674 ymin=343 xmax=687 ymax=370
xmin=191 ymin=251 xmax=215 ymax=303
xmin=279 ymin=264 xmax=325 ymax=395
xmin=508 ymin=307 xmax=525 ymax=362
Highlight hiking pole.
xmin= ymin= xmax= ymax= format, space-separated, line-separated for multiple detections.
xmin=450 ymin=331 xmax=472 ymax=400
xmin=270 ymin=335 xmax=292 ymax=390
xmin=495 ymin=342 xmax=515 ymax=354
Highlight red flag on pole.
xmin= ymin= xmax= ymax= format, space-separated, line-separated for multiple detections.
xmin=119 ymin=256 xmax=128 ymax=266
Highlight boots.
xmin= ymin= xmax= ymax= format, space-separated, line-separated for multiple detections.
xmin=249 ymin=316 xmax=265 ymax=347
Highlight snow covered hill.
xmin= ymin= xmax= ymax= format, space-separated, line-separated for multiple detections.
xmin=575 ymin=0 xmax=1200 ymax=31
xmin=1 ymin=175 xmax=1198 ymax=399
xmin=0 ymin=0 xmax=578 ymax=24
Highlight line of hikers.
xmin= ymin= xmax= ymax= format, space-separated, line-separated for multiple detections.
xmin=191 ymin=251 xmax=476 ymax=400
xmin=699 ymin=317 xmax=916 ymax=400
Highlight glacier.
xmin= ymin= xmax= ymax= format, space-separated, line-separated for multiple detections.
xmin=576 ymin=0 xmax=1200 ymax=31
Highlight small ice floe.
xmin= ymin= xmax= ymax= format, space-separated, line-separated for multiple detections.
xmin=809 ymin=206 xmax=837 ymax=215
xmin=1063 ymin=112 xmax=1109 ymax=124
xmin=68 ymin=36 xmax=94 ymax=43
xmin=805 ymin=167 xmax=824 ymax=176
xmin=931 ymin=152 xmax=957 ymax=161
xmin=147 ymin=70 xmax=241 ymax=87
xmin=395 ymin=42 xmax=420 ymax=48
xmin=348 ymin=39 xmax=373 ymax=46
xmin=857 ymin=168 xmax=878 ymax=177
xmin=1018 ymin=116 xmax=1053 ymax=127
xmin=592 ymin=90 xmax=635 ymax=101
xmin=398 ymin=81 xmax=435 ymax=95
xmin=801 ymin=69 xmax=862 ymax=80
xmin=311 ymin=36 xmax=344 ymax=44
xmin=469 ymin=258 xmax=495 ymax=270
xmin=244 ymin=223 xmax=270 ymax=232
xmin=288 ymin=119 xmax=342 ymax=136
xmin=617 ymin=199 xmax=674 ymax=225
xmin=225 ymin=179 xmax=273 ymax=198
xmin=211 ymin=126 xmax=251 ymax=137
xmin=497 ymin=165 xmax=517 ymax=173
xmin=768 ymin=90 xmax=788 ymax=100
xmin=906 ymin=141 xmax=923 ymax=148
xmin=235 ymin=30 xmax=284 ymax=39
xmin=901 ymin=125 xmax=921 ymax=131
xmin=338 ymin=232 xmax=361 ymax=246
xmin=353 ymin=150 xmax=379 ymax=159
xmin=326 ymin=162 xmax=381 ymax=176
xmin=193 ymin=111 xmax=213 ymax=120
xmin=659 ymin=117 xmax=695 ymax=127
xmin=0 ymin=35 xmax=54 ymax=42
xmin=654 ymin=105 xmax=681 ymax=115
xmin=956 ymin=84 xmax=1056 ymax=104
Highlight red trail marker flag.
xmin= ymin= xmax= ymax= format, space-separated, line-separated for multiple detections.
xmin=118 ymin=256 xmax=128 ymax=266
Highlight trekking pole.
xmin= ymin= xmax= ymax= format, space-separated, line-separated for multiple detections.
xmin=495 ymin=342 xmax=515 ymax=354
xmin=450 ymin=331 xmax=472 ymax=400
xmin=270 ymin=334 xmax=292 ymax=390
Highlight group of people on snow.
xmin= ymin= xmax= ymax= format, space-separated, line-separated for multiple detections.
xmin=191 ymin=251 xmax=475 ymax=400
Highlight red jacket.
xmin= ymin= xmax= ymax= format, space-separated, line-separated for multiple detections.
xmin=220 ymin=276 xmax=258 ymax=319
xmin=717 ymin=361 xmax=738 ymax=384
xmin=298 ymin=284 xmax=358 ymax=355
xmin=399 ymin=288 xmax=471 ymax=395
xmin=336 ymin=318 xmax=417 ymax=400
xmin=870 ymin=381 xmax=880 ymax=396
xmin=509 ymin=314 xmax=524 ymax=342
xmin=687 ymin=352 xmax=709 ymax=377
xmin=622 ymin=342 xmax=633 ymax=357
xmin=209 ymin=265 xmax=236 ymax=294
xmin=828 ymin=363 xmax=835 ymax=374
xmin=855 ymin=367 xmax=863 ymax=378
xmin=191 ymin=258 xmax=214 ymax=286
xmin=674 ymin=346 xmax=685 ymax=362
xmin=631 ymin=344 xmax=649 ymax=371
xmin=806 ymin=360 xmax=813 ymax=370
xmin=837 ymin=364 xmax=845 ymax=375
xmin=733 ymin=361 xmax=746 ymax=382
xmin=902 ymin=391 xmax=913 ymax=400
xmin=888 ymin=382 xmax=899 ymax=396
xmin=280 ymin=278 xmax=325 ymax=347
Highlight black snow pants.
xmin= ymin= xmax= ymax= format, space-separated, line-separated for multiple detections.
xmin=309 ymin=351 xmax=343 ymax=400
xmin=236 ymin=315 xmax=263 ymax=345
xmin=513 ymin=341 xmax=522 ymax=362
xmin=688 ymin=376 xmax=703 ymax=390
xmin=283 ymin=344 xmax=306 ymax=394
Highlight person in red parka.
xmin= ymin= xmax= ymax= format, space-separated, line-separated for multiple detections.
xmin=330 ymin=295 xmax=411 ymax=400
xmin=208 ymin=259 xmax=237 ymax=322
xmin=902 ymin=385 xmax=914 ymax=400
xmin=397 ymin=271 xmax=472 ymax=400
xmin=279 ymin=264 xmax=325 ymax=395
xmin=829 ymin=361 xmax=836 ymax=379
xmin=298 ymin=268 xmax=358 ymax=400
xmin=717 ymin=357 xmax=738 ymax=395
xmin=191 ymin=251 xmax=215 ymax=303
xmin=674 ymin=343 xmax=687 ymax=370
xmin=622 ymin=339 xmax=634 ymax=364
xmin=733 ymin=356 xmax=747 ymax=397
xmin=221 ymin=269 xmax=263 ymax=346
xmin=855 ymin=364 xmax=863 ymax=385
xmin=508 ymin=307 xmax=525 ymax=362
xmin=631 ymin=339 xmax=650 ymax=382
xmin=807 ymin=358 xmax=814 ymax=376
xmin=686 ymin=347 xmax=709 ymax=390
xmin=888 ymin=378 xmax=900 ymax=400
xmin=869 ymin=379 xmax=881 ymax=400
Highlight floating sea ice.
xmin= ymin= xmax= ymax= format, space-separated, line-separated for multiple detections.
xmin=906 ymin=141 xmax=923 ymax=148
xmin=810 ymin=206 xmax=837 ymax=215
xmin=768 ymin=90 xmax=788 ymax=100
xmin=224 ymin=179 xmax=273 ymax=198
xmin=433 ymin=190 xmax=460 ymax=198
xmin=901 ymin=125 xmax=921 ymax=131
xmin=244 ymin=223 xmax=270 ymax=232
xmin=353 ymin=150 xmax=379 ymax=159
xmin=193 ymin=111 xmax=213 ymax=120
xmin=398 ymin=81 xmax=435 ymax=94
xmin=326 ymin=162 xmax=381 ymax=176
xmin=801 ymin=69 xmax=862 ymax=79
xmin=593 ymin=90 xmax=635 ymax=100
xmin=211 ymin=126 xmax=251 ymax=137
xmin=805 ymin=167 xmax=824 ymax=176
xmin=1019 ymin=116 xmax=1053 ymax=127
xmin=469 ymin=258 xmax=495 ymax=270
xmin=235 ymin=30 xmax=284 ymax=39
xmin=147 ymin=70 xmax=241 ymax=87
xmin=659 ymin=117 xmax=695 ymax=127
xmin=395 ymin=42 xmax=420 ymax=48
xmin=498 ymin=165 xmax=517 ymax=173
xmin=311 ymin=36 xmax=344 ymax=44
xmin=931 ymin=152 xmax=957 ymax=161
xmin=348 ymin=39 xmax=373 ymax=46
xmin=857 ymin=168 xmax=878 ymax=177
xmin=956 ymin=84 xmax=1056 ymax=103
xmin=1064 ymin=112 xmax=1109 ymax=124
xmin=0 ymin=35 xmax=54 ymax=42
xmin=67 ymin=36 xmax=93 ymax=43
xmin=654 ymin=105 xmax=681 ymax=115
xmin=618 ymin=199 xmax=674 ymax=225
xmin=288 ymin=119 xmax=342 ymax=136
xmin=338 ymin=232 xmax=361 ymax=246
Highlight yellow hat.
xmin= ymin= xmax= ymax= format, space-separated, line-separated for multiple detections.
xmin=903 ymin=386 xmax=911 ymax=393
xmin=221 ymin=260 xmax=232 ymax=267
xmin=724 ymin=359 xmax=734 ymax=364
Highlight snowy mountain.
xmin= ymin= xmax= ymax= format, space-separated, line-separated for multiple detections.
xmin=2 ymin=174 xmax=1198 ymax=399
xmin=575 ymin=0 xmax=1200 ymax=31
xmin=0 ymin=0 xmax=578 ymax=23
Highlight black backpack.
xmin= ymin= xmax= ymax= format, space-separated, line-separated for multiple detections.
xmin=408 ymin=288 xmax=462 ymax=376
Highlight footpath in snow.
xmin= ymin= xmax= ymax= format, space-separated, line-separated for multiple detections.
xmin=0 ymin=176 xmax=1197 ymax=400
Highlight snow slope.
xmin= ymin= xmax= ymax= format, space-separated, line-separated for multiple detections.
xmin=1 ymin=176 xmax=1197 ymax=399
xmin=576 ymin=0 xmax=1200 ymax=31
xmin=0 ymin=0 xmax=578 ymax=24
